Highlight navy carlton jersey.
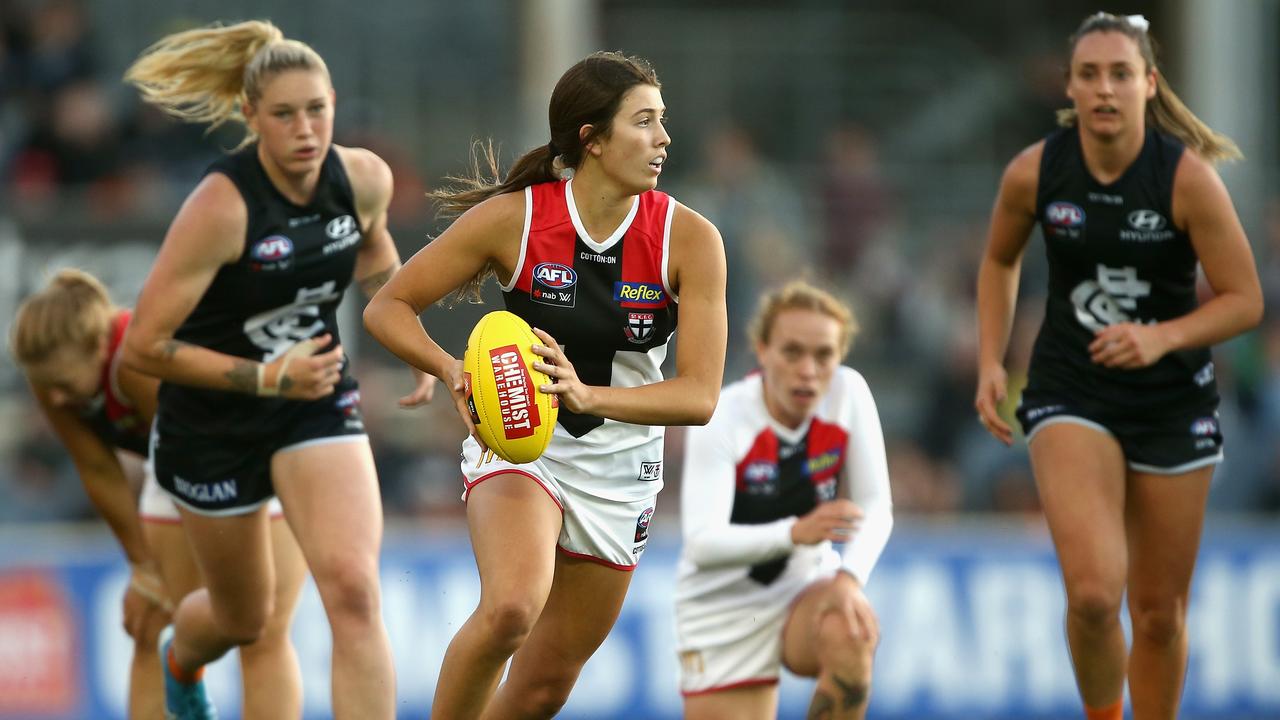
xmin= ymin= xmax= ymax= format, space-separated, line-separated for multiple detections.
xmin=502 ymin=178 xmax=678 ymax=439
xmin=158 ymin=145 xmax=363 ymax=436
xmin=1029 ymin=126 xmax=1216 ymax=411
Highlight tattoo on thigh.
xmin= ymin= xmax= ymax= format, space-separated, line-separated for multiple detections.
xmin=807 ymin=691 xmax=835 ymax=720
xmin=835 ymin=674 xmax=868 ymax=708
xmin=225 ymin=359 xmax=258 ymax=393
xmin=358 ymin=267 xmax=394 ymax=298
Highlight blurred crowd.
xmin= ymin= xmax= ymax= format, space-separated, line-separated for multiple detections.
xmin=3 ymin=0 xmax=1279 ymax=528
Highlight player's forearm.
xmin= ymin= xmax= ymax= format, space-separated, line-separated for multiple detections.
xmin=1158 ymin=290 xmax=1263 ymax=353
xmin=976 ymin=256 xmax=1022 ymax=366
xmin=76 ymin=465 xmax=151 ymax=565
xmin=123 ymin=334 xmax=270 ymax=395
xmin=584 ymin=376 xmax=718 ymax=426
xmin=685 ymin=518 xmax=797 ymax=569
xmin=363 ymin=294 xmax=455 ymax=378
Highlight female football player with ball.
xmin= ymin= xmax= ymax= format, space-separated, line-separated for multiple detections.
xmin=365 ymin=52 xmax=728 ymax=719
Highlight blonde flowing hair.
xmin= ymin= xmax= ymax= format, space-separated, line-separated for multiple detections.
xmin=10 ymin=269 xmax=116 ymax=367
xmin=1057 ymin=12 xmax=1241 ymax=163
xmin=749 ymin=280 xmax=860 ymax=357
xmin=124 ymin=19 xmax=329 ymax=148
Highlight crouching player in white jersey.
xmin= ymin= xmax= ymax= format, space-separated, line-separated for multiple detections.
xmin=675 ymin=280 xmax=893 ymax=720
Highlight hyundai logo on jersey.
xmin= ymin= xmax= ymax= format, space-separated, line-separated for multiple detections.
xmin=326 ymin=214 xmax=358 ymax=239
xmin=250 ymin=235 xmax=294 ymax=271
xmin=614 ymin=281 xmax=666 ymax=307
xmin=531 ymin=262 xmax=577 ymax=308
xmin=1046 ymin=202 xmax=1085 ymax=227
xmin=1127 ymin=209 xmax=1167 ymax=231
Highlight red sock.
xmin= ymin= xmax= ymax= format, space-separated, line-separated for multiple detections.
xmin=1084 ymin=699 xmax=1123 ymax=720
xmin=166 ymin=643 xmax=204 ymax=685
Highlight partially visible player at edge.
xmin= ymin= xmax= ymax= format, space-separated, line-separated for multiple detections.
xmin=10 ymin=269 xmax=307 ymax=720
xmin=975 ymin=12 xmax=1262 ymax=720
xmin=676 ymin=280 xmax=892 ymax=720
xmin=121 ymin=19 xmax=433 ymax=720
xmin=364 ymin=52 xmax=727 ymax=719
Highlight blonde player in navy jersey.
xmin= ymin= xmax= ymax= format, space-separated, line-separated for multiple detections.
xmin=10 ymin=269 xmax=306 ymax=720
xmin=675 ymin=281 xmax=892 ymax=720
xmin=365 ymin=52 xmax=728 ymax=720
xmin=975 ymin=13 xmax=1262 ymax=720
xmin=121 ymin=20 xmax=432 ymax=720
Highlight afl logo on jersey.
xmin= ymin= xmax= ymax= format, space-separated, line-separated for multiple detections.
xmin=531 ymin=263 xmax=577 ymax=308
xmin=634 ymin=506 xmax=654 ymax=542
xmin=1189 ymin=417 xmax=1219 ymax=437
xmin=742 ymin=461 xmax=778 ymax=495
xmin=250 ymin=235 xmax=294 ymax=271
xmin=1046 ymin=202 xmax=1085 ymax=227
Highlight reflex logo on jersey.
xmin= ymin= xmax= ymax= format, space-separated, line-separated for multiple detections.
xmin=250 ymin=235 xmax=294 ymax=271
xmin=531 ymin=262 xmax=577 ymax=308
xmin=635 ymin=507 xmax=654 ymax=542
xmin=1046 ymin=202 xmax=1085 ymax=227
xmin=614 ymin=281 xmax=666 ymax=307
xmin=489 ymin=345 xmax=540 ymax=439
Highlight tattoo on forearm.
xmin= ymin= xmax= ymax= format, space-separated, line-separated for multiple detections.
xmin=161 ymin=339 xmax=193 ymax=361
xmin=835 ymin=675 xmax=868 ymax=709
xmin=225 ymin=359 xmax=258 ymax=394
xmin=278 ymin=373 xmax=294 ymax=392
xmin=807 ymin=692 xmax=835 ymax=720
xmin=358 ymin=267 xmax=394 ymax=298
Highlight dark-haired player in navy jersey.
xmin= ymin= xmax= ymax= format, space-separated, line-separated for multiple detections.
xmin=365 ymin=52 xmax=727 ymax=720
xmin=121 ymin=19 xmax=431 ymax=720
xmin=975 ymin=13 xmax=1262 ymax=720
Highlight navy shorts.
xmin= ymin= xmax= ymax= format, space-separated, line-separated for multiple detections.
xmin=1016 ymin=389 xmax=1223 ymax=475
xmin=151 ymin=384 xmax=367 ymax=515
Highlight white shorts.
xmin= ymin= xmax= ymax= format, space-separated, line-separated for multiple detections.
xmin=675 ymin=547 xmax=839 ymax=695
xmin=139 ymin=460 xmax=283 ymax=522
xmin=460 ymin=436 xmax=656 ymax=569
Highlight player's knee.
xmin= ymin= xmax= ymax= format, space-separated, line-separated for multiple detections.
xmin=214 ymin=600 xmax=273 ymax=646
xmin=478 ymin=597 xmax=541 ymax=652
xmin=1065 ymin=584 xmax=1122 ymax=628
xmin=1130 ymin=598 xmax=1185 ymax=647
xmin=315 ymin=557 xmax=380 ymax=626
xmin=519 ymin=676 xmax=576 ymax=717
xmin=815 ymin=612 xmax=876 ymax=684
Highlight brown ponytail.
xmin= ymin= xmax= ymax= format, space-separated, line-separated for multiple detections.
xmin=432 ymin=51 xmax=660 ymax=304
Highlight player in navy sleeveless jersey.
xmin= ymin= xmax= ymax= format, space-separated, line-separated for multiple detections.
xmin=121 ymin=20 xmax=431 ymax=720
xmin=676 ymin=281 xmax=892 ymax=720
xmin=10 ymin=269 xmax=307 ymax=720
xmin=975 ymin=13 xmax=1262 ymax=720
xmin=365 ymin=52 xmax=727 ymax=719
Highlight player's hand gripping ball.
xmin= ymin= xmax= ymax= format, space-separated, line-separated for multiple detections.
xmin=463 ymin=310 xmax=558 ymax=464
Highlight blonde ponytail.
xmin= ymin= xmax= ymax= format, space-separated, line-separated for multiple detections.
xmin=124 ymin=20 xmax=328 ymax=147
xmin=1149 ymin=76 xmax=1242 ymax=163
xmin=10 ymin=269 xmax=116 ymax=366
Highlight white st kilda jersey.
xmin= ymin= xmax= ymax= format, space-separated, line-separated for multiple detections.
xmin=500 ymin=178 xmax=678 ymax=502
xmin=674 ymin=367 xmax=893 ymax=646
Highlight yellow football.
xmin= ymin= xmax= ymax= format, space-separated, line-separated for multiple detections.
xmin=463 ymin=310 xmax=558 ymax=464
